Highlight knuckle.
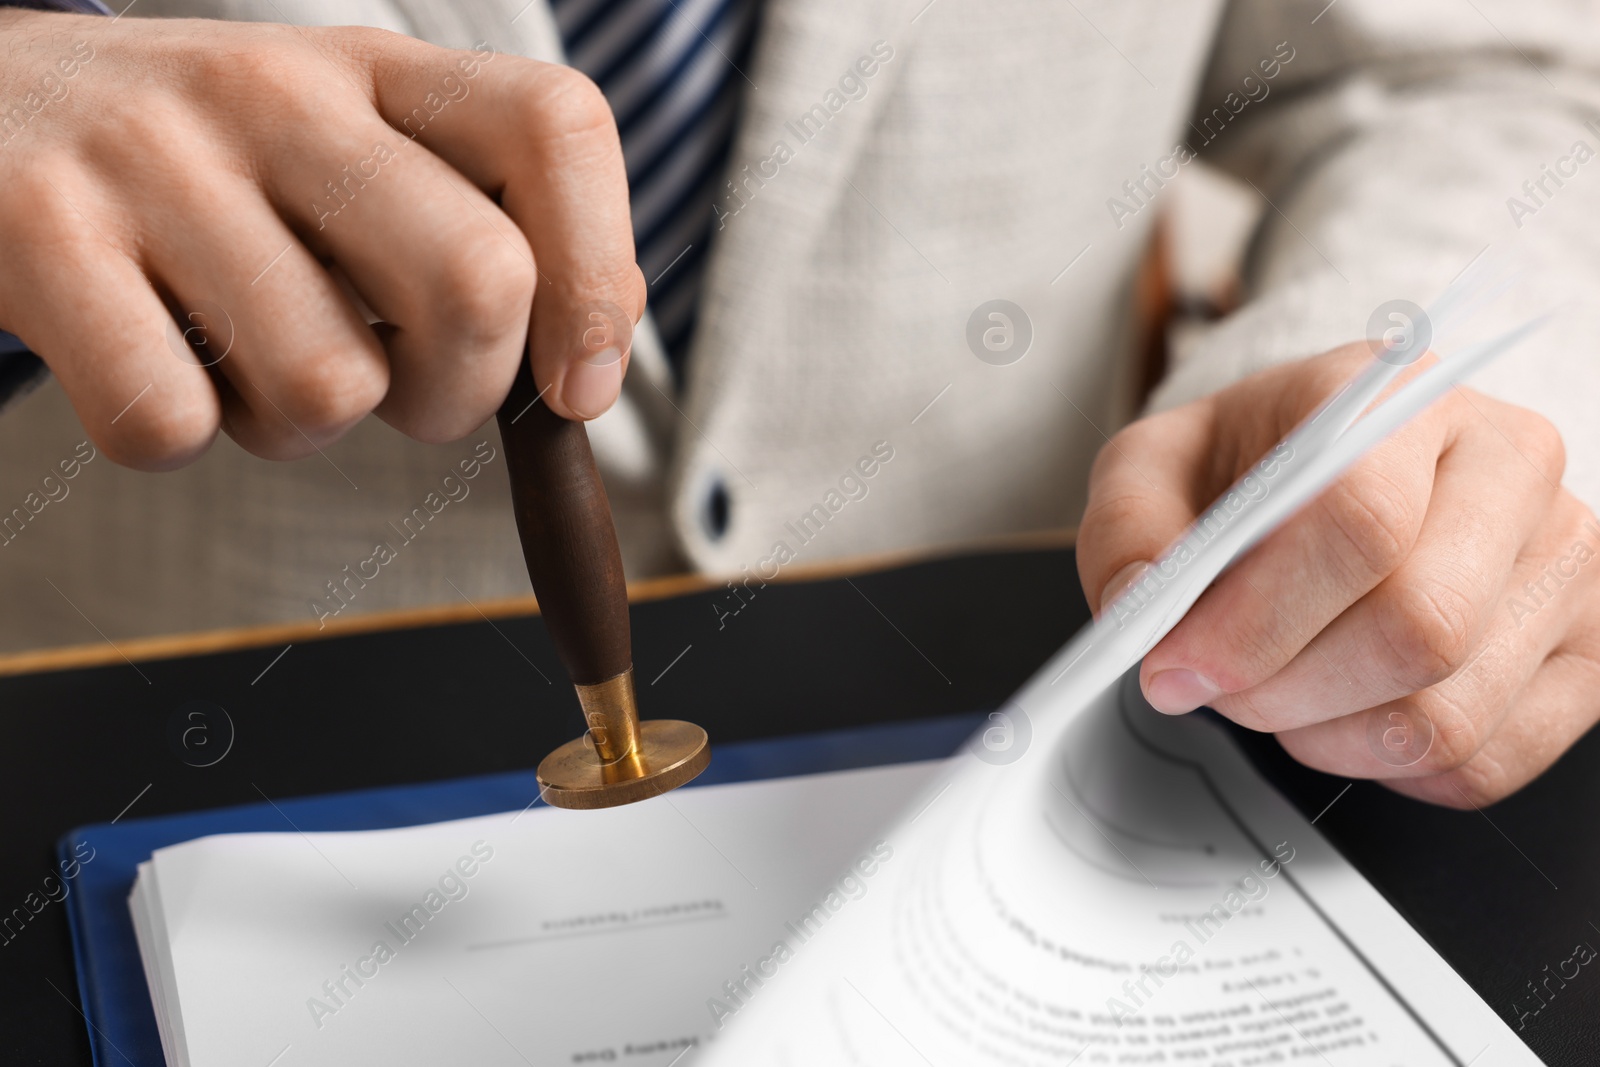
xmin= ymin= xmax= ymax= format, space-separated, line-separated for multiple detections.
xmin=271 ymin=350 xmax=387 ymax=434
xmin=92 ymin=91 xmax=192 ymax=168
xmin=1375 ymin=577 xmax=1478 ymax=689
xmin=0 ymin=164 xmax=77 ymax=243
xmin=191 ymin=41 xmax=272 ymax=87
xmin=573 ymin=261 xmax=648 ymax=331
xmin=1309 ymin=346 xmax=1372 ymax=393
xmin=390 ymin=350 xmax=523 ymax=444
xmin=1280 ymin=346 xmax=1371 ymax=417
xmin=382 ymin=381 xmax=509 ymax=447
xmin=99 ymin=392 xmax=218 ymax=471
xmin=319 ymin=24 xmax=411 ymax=59
xmin=1085 ymin=422 xmax=1167 ymax=508
xmin=1078 ymin=489 xmax=1155 ymax=567
xmin=1089 ymin=431 xmax=1131 ymax=485
xmin=1410 ymin=693 xmax=1484 ymax=774
xmin=1563 ymin=499 xmax=1600 ymax=575
xmin=1420 ymin=746 xmax=1511 ymax=807
xmin=427 ymin=229 xmax=536 ymax=345
xmin=1103 ymin=417 xmax=1166 ymax=464
xmin=1319 ymin=467 xmax=1418 ymax=581
xmin=181 ymin=36 xmax=344 ymax=136
xmin=1211 ymin=608 xmax=1298 ymax=692
xmin=187 ymin=37 xmax=305 ymax=101
xmin=522 ymin=62 xmax=616 ymax=143
xmin=1512 ymin=408 xmax=1567 ymax=484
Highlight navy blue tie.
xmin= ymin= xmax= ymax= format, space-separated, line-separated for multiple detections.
xmin=551 ymin=0 xmax=761 ymax=380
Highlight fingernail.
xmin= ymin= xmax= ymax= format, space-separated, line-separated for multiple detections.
xmin=560 ymin=347 xmax=623 ymax=419
xmin=1100 ymin=560 xmax=1150 ymax=615
xmin=1144 ymin=669 xmax=1221 ymax=715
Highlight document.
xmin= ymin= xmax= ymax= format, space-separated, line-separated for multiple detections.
xmin=129 ymin=673 xmax=1536 ymax=1067
xmin=130 ymin=760 xmax=939 ymax=1067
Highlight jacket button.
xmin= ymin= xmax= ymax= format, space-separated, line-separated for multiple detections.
xmin=701 ymin=476 xmax=730 ymax=541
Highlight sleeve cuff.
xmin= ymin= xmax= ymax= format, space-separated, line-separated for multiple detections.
xmin=0 ymin=1 xmax=114 ymax=12
xmin=0 ymin=0 xmax=112 ymax=409
xmin=0 ymin=344 xmax=50 ymax=414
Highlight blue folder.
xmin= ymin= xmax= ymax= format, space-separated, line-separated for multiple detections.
xmin=59 ymin=713 xmax=986 ymax=1067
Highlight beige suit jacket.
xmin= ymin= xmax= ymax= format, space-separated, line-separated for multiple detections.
xmin=3 ymin=0 xmax=1599 ymax=652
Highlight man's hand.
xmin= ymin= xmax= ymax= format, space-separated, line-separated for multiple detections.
xmin=0 ymin=11 xmax=643 ymax=469
xmin=1079 ymin=344 xmax=1600 ymax=808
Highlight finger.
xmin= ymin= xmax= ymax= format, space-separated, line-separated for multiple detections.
xmin=1140 ymin=416 xmax=1441 ymax=716
xmin=1077 ymin=400 xmax=1220 ymax=614
xmin=1384 ymin=641 xmax=1600 ymax=809
xmin=1274 ymin=494 xmax=1599 ymax=792
xmin=143 ymin=170 xmax=389 ymax=459
xmin=270 ymin=115 xmax=535 ymax=443
xmin=0 ymin=171 xmax=219 ymax=470
xmin=1202 ymin=396 xmax=1562 ymax=730
xmin=351 ymin=33 xmax=645 ymax=420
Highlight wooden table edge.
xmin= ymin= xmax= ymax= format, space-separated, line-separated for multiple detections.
xmin=0 ymin=527 xmax=1077 ymax=678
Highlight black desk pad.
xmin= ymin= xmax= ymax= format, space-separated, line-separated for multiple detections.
xmin=1 ymin=544 xmax=1593 ymax=1065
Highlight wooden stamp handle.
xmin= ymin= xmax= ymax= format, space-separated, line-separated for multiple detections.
xmin=495 ymin=360 xmax=631 ymax=686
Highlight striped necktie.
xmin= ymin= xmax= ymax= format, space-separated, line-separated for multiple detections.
xmin=551 ymin=0 xmax=761 ymax=381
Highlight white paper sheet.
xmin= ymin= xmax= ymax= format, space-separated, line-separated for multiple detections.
xmin=130 ymin=760 xmax=942 ymax=1067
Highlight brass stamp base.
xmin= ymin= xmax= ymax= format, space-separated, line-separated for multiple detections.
xmin=536 ymin=668 xmax=710 ymax=809
xmin=537 ymin=718 xmax=710 ymax=809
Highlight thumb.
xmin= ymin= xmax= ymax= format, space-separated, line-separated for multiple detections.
xmin=535 ymin=290 xmax=642 ymax=420
xmin=1076 ymin=405 xmax=1216 ymax=615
